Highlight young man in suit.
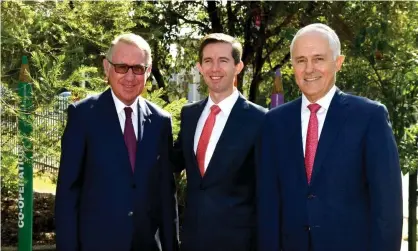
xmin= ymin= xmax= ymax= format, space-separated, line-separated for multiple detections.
xmin=257 ymin=23 xmax=403 ymax=251
xmin=55 ymin=33 xmax=178 ymax=251
xmin=172 ymin=33 xmax=267 ymax=251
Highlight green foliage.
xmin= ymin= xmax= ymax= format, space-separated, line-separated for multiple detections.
xmin=1 ymin=152 xmax=19 ymax=196
xmin=334 ymin=1 xmax=418 ymax=173
xmin=29 ymin=50 xmax=106 ymax=107
xmin=399 ymin=123 xmax=418 ymax=175
xmin=164 ymin=99 xmax=188 ymax=140
xmin=142 ymin=84 xmax=188 ymax=140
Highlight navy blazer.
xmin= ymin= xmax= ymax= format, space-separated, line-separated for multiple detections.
xmin=172 ymin=94 xmax=267 ymax=251
xmin=55 ymin=88 xmax=178 ymax=251
xmin=257 ymin=89 xmax=403 ymax=251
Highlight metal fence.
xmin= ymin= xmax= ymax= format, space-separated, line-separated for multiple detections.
xmin=1 ymin=101 xmax=67 ymax=174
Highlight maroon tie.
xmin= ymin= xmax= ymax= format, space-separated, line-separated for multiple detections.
xmin=196 ymin=105 xmax=221 ymax=176
xmin=124 ymin=107 xmax=136 ymax=172
xmin=305 ymin=103 xmax=321 ymax=184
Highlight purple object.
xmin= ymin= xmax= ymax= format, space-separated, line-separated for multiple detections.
xmin=271 ymin=93 xmax=284 ymax=108
xmin=124 ymin=107 xmax=137 ymax=172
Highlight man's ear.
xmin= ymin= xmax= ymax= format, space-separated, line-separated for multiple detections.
xmin=196 ymin=62 xmax=203 ymax=75
xmin=335 ymin=55 xmax=345 ymax=72
xmin=145 ymin=65 xmax=152 ymax=78
xmin=103 ymin=58 xmax=110 ymax=78
xmin=235 ymin=61 xmax=244 ymax=75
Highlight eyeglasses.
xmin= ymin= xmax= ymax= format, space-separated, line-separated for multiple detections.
xmin=107 ymin=59 xmax=148 ymax=75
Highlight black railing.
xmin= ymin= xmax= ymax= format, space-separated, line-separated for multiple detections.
xmin=1 ymin=101 xmax=68 ymax=174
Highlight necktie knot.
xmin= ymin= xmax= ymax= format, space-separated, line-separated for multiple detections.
xmin=124 ymin=107 xmax=133 ymax=119
xmin=210 ymin=105 xmax=221 ymax=116
xmin=308 ymin=103 xmax=321 ymax=114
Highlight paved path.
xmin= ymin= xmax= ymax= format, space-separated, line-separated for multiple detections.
xmin=402 ymin=174 xmax=418 ymax=251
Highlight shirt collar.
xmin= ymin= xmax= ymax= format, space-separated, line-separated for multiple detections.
xmin=111 ymin=89 xmax=145 ymax=116
xmin=207 ymin=88 xmax=239 ymax=116
xmin=302 ymin=85 xmax=337 ymax=111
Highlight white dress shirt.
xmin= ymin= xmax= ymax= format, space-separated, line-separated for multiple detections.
xmin=194 ymin=88 xmax=240 ymax=171
xmin=301 ymin=85 xmax=337 ymax=155
xmin=111 ymin=90 xmax=144 ymax=140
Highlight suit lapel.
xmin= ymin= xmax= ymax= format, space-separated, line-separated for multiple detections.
xmin=135 ymin=98 xmax=155 ymax=175
xmin=202 ymin=95 xmax=249 ymax=184
xmin=311 ymin=90 xmax=348 ymax=184
xmin=137 ymin=97 xmax=151 ymax=143
xmin=187 ymin=99 xmax=207 ymax=179
xmin=97 ymin=89 xmax=133 ymax=176
xmin=287 ymin=98 xmax=310 ymax=187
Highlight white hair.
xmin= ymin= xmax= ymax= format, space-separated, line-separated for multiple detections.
xmin=290 ymin=23 xmax=341 ymax=60
xmin=106 ymin=33 xmax=152 ymax=65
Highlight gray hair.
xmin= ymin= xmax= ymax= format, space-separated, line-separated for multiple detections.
xmin=290 ymin=23 xmax=341 ymax=60
xmin=106 ymin=33 xmax=152 ymax=65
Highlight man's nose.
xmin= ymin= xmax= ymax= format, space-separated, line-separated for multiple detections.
xmin=124 ymin=68 xmax=135 ymax=80
xmin=211 ymin=62 xmax=221 ymax=71
xmin=305 ymin=60 xmax=314 ymax=73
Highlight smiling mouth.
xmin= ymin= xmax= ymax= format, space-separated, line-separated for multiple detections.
xmin=304 ymin=76 xmax=321 ymax=82
xmin=210 ymin=76 xmax=222 ymax=80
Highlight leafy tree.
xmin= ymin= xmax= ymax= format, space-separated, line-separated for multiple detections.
xmin=332 ymin=1 xmax=418 ymax=173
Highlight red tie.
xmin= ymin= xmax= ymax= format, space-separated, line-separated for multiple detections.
xmin=305 ymin=103 xmax=321 ymax=184
xmin=196 ymin=105 xmax=221 ymax=176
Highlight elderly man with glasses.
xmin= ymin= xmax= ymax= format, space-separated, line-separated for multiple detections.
xmin=55 ymin=33 xmax=179 ymax=251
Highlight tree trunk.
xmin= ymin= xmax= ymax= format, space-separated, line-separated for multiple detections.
xmin=207 ymin=1 xmax=223 ymax=33
xmin=238 ymin=3 xmax=255 ymax=93
xmin=248 ymin=2 xmax=267 ymax=102
xmin=226 ymin=1 xmax=235 ymax=35
xmin=151 ymin=64 xmax=169 ymax=103
xmin=248 ymin=46 xmax=263 ymax=102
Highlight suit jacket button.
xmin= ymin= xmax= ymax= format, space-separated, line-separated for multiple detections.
xmin=128 ymin=211 xmax=133 ymax=216
xmin=132 ymin=184 xmax=136 ymax=189
xmin=304 ymin=225 xmax=310 ymax=231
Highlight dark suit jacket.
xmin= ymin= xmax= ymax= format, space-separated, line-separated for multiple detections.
xmin=172 ymin=94 xmax=267 ymax=251
xmin=257 ymin=89 xmax=403 ymax=251
xmin=55 ymin=88 xmax=178 ymax=251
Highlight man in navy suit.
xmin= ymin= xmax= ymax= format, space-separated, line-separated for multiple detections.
xmin=172 ymin=33 xmax=267 ymax=251
xmin=257 ymin=23 xmax=403 ymax=251
xmin=55 ymin=33 xmax=178 ymax=251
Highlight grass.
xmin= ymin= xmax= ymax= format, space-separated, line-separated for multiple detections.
xmin=33 ymin=171 xmax=56 ymax=194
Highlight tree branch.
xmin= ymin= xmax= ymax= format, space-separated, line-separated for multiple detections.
xmin=265 ymin=11 xmax=296 ymax=39
xmin=163 ymin=4 xmax=209 ymax=31
xmin=271 ymin=52 xmax=291 ymax=72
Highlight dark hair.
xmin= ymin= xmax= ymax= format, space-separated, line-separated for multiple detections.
xmin=198 ymin=33 xmax=242 ymax=65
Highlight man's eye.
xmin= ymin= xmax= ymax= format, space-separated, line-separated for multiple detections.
xmin=133 ymin=65 xmax=145 ymax=71
xmin=116 ymin=65 xmax=129 ymax=70
xmin=297 ymin=59 xmax=306 ymax=63
xmin=315 ymin=58 xmax=324 ymax=61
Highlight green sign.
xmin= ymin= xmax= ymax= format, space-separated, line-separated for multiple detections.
xmin=18 ymin=55 xmax=33 ymax=251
